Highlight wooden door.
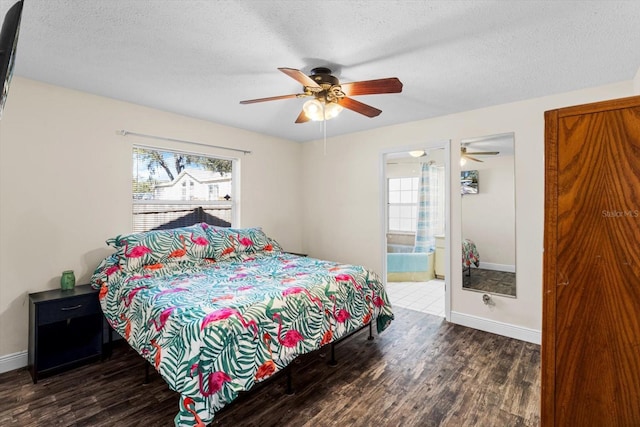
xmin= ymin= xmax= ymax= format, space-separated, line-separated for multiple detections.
xmin=543 ymin=96 xmax=640 ymax=426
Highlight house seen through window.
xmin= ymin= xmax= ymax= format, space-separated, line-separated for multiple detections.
xmin=132 ymin=147 xmax=235 ymax=232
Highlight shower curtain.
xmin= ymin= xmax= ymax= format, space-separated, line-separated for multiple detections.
xmin=414 ymin=162 xmax=441 ymax=252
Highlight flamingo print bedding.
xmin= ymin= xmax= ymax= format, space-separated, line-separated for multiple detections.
xmin=462 ymin=238 xmax=480 ymax=268
xmin=91 ymin=224 xmax=394 ymax=426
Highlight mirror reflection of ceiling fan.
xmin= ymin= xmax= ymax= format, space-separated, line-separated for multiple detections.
xmin=460 ymin=146 xmax=500 ymax=163
xmin=239 ymin=67 xmax=403 ymax=122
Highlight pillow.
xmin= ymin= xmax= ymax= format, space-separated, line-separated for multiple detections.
xmin=106 ymin=223 xmax=216 ymax=270
xmin=90 ymin=253 xmax=122 ymax=289
xmin=206 ymin=226 xmax=282 ymax=261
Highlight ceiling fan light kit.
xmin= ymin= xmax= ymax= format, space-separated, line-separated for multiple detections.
xmin=302 ymin=98 xmax=343 ymax=121
xmin=240 ymin=66 xmax=403 ymax=123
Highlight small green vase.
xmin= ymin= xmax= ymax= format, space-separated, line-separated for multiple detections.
xmin=60 ymin=270 xmax=76 ymax=290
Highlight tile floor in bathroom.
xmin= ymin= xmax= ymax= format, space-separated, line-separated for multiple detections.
xmin=385 ymin=279 xmax=445 ymax=317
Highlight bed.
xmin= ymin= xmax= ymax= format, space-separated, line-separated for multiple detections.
xmin=462 ymin=238 xmax=480 ymax=276
xmin=90 ymin=223 xmax=394 ymax=426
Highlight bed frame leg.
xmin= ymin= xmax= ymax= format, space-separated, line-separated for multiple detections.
xmin=367 ymin=322 xmax=374 ymax=341
xmin=328 ymin=342 xmax=338 ymax=367
xmin=285 ymin=365 xmax=294 ymax=395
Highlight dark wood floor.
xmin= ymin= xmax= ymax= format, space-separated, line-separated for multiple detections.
xmin=463 ymin=268 xmax=517 ymax=297
xmin=0 ymin=307 xmax=540 ymax=426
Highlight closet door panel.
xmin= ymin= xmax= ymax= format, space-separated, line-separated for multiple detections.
xmin=553 ymin=105 xmax=640 ymax=426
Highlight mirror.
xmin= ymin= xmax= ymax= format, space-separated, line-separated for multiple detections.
xmin=460 ymin=133 xmax=516 ymax=297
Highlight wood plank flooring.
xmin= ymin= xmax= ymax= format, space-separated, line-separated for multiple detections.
xmin=0 ymin=307 xmax=540 ymax=426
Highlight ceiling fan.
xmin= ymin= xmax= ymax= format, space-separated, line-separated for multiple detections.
xmin=239 ymin=67 xmax=403 ymax=123
xmin=461 ymin=146 xmax=500 ymax=163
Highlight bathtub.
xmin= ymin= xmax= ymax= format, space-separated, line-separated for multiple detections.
xmin=386 ymin=250 xmax=435 ymax=282
xmin=387 ymin=243 xmax=415 ymax=253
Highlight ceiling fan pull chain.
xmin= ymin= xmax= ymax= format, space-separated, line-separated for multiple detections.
xmin=323 ymin=103 xmax=327 ymax=156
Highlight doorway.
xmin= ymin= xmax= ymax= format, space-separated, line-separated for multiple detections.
xmin=381 ymin=142 xmax=451 ymax=319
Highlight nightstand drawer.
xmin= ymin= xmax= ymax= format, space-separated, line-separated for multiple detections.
xmin=38 ymin=293 xmax=99 ymax=325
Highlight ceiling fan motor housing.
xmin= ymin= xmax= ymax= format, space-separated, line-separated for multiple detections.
xmin=309 ymin=67 xmax=338 ymax=84
xmin=308 ymin=67 xmax=342 ymax=102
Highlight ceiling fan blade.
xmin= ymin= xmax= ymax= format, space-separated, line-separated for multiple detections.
xmin=341 ymin=77 xmax=403 ymax=96
xmin=465 ymin=151 xmax=500 ymax=155
xmin=465 ymin=155 xmax=484 ymax=162
xmin=339 ymin=97 xmax=382 ymax=118
xmin=295 ymin=110 xmax=310 ymax=123
xmin=240 ymin=93 xmax=305 ymax=104
xmin=278 ymin=67 xmax=322 ymax=89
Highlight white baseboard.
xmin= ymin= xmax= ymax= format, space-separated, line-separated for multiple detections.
xmin=450 ymin=311 xmax=541 ymax=344
xmin=477 ymin=262 xmax=516 ymax=273
xmin=0 ymin=351 xmax=27 ymax=374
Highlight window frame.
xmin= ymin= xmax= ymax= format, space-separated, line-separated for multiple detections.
xmin=131 ymin=144 xmax=240 ymax=231
xmin=387 ymin=176 xmax=419 ymax=233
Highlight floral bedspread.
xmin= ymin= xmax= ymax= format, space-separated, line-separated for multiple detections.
xmin=91 ymin=251 xmax=393 ymax=426
xmin=462 ymin=238 xmax=480 ymax=268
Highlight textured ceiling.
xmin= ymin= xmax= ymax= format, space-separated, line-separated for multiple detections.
xmin=3 ymin=0 xmax=640 ymax=142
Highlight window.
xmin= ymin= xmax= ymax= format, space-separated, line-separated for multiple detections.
xmin=208 ymin=184 xmax=219 ymax=200
xmin=387 ymin=170 xmax=446 ymax=236
xmin=132 ymin=146 xmax=235 ymax=232
xmin=388 ymin=177 xmax=418 ymax=232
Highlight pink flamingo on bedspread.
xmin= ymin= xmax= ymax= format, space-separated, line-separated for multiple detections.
xmin=183 ymin=397 xmax=206 ymax=427
xmin=105 ymin=264 xmax=121 ymax=276
xmin=211 ymin=294 xmax=235 ymax=303
xmin=121 ymin=240 xmax=152 ymax=258
xmin=336 ymin=308 xmax=351 ymax=323
xmin=329 ymin=294 xmax=351 ymax=324
xmin=372 ymin=293 xmax=385 ymax=308
xmin=153 ymin=287 xmax=188 ymax=300
xmin=334 ymin=273 xmax=363 ymax=291
xmin=237 ymin=234 xmax=253 ymax=248
xmin=282 ymin=286 xmax=322 ymax=309
xmin=124 ymin=274 xmax=152 ymax=283
xmin=148 ymin=306 xmax=177 ymax=332
xmin=190 ymin=232 xmax=209 ymax=246
xmin=200 ymin=307 xmax=258 ymax=337
xmin=122 ymin=286 xmax=148 ymax=307
xmin=272 ymin=312 xmax=304 ymax=348
xmin=190 ymin=364 xmax=232 ymax=398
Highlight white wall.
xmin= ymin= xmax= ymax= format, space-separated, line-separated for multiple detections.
xmin=301 ymin=80 xmax=635 ymax=341
xmin=0 ymin=77 xmax=303 ymax=360
xmin=0 ymin=76 xmax=636 ymax=366
xmin=461 ymin=155 xmax=515 ymax=268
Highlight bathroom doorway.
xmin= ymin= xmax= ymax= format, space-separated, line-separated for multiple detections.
xmin=381 ymin=143 xmax=450 ymax=319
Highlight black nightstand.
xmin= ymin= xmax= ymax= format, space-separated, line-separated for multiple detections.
xmin=28 ymin=284 xmax=103 ymax=383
